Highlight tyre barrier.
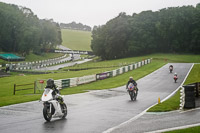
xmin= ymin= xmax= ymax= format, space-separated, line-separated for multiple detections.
xmin=184 ymin=85 xmax=195 ymax=108
xmin=180 ymin=83 xmax=200 ymax=110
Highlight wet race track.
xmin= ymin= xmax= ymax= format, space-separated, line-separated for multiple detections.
xmin=0 ymin=63 xmax=193 ymax=133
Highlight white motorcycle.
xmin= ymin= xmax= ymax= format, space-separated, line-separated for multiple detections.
xmin=41 ymin=88 xmax=67 ymax=121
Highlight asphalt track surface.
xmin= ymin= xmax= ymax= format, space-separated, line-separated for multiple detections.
xmin=0 ymin=63 xmax=193 ymax=133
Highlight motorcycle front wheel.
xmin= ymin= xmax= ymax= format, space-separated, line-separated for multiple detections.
xmin=129 ymin=91 xmax=134 ymax=101
xmin=134 ymin=91 xmax=137 ymax=100
xmin=61 ymin=103 xmax=67 ymax=119
xmin=43 ymin=105 xmax=52 ymax=121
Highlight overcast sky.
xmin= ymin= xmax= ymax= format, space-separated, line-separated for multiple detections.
xmin=0 ymin=0 xmax=199 ymax=27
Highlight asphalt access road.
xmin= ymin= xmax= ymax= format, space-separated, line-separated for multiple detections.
xmin=0 ymin=63 xmax=192 ymax=133
xmin=35 ymin=54 xmax=92 ymax=71
xmin=36 ymin=58 xmax=92 ymax=71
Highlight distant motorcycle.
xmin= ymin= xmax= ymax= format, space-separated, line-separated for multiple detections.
xmin=174 ymin=75 xmax=178 ymax=83
xmin=41 ymin=88 xmax=67 ymax=121
xmin=127 ymin=83 xmax=137 ymax=101
xmin=169 ymin=66 xmax=173 ymax=73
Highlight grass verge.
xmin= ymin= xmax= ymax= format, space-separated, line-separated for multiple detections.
xmin=164 ymin=126 xmax=200 ymax=133
xmin=147 ymin=89 xmax=180 ymax=112
xmin=24 ymin=53 xmax=65 ymax=62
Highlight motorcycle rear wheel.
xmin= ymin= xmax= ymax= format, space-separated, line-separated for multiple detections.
xmin=43 ymin=105 xmax=52 ymax=121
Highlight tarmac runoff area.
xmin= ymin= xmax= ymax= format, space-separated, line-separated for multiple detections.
xmin=106 ymin=108 xmax=200 ymax=133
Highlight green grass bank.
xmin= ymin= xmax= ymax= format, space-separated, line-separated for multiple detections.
xmin=164 ymin=126 xmax=200 ymax=133
xmin=61 ymin=29 xmax=92 ymax=51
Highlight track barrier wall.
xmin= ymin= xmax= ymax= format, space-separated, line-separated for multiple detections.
xmin=16 ymin=59 xmax=151 ymax=95
xmin=53 ymin=59 xmax=151 ymax=89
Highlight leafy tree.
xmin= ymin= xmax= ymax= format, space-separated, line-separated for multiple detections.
xmin=91 ymin=3 xmax=200 ymax=60
xmin=0 ymin=2 xmax=62 ymax=55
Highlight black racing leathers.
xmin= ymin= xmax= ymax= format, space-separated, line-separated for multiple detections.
xmin=126 ymin=80 xmax=138 ymax=92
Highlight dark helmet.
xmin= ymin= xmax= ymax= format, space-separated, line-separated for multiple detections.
xmin=47 ymin=78 xmax=54 ymax=88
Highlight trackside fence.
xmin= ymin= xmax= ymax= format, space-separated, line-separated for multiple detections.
xmin=13 ymin=82 xmax=36 ymax=95
xmin=15 ymin=59 xmax=151 ymax=95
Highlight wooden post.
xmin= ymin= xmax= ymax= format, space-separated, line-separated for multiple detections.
xmin=14 ymin=84 xmax=16 ymax=95
xmin=34 ymin=81 xmax=36 ymax=94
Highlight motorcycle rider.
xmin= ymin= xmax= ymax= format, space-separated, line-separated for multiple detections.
xmin=126 ymin=77 xmax=138 ymax=93
xmin=169 ymin=65 xmax=173 ymax=72
xmin=46 ymin=79 xmax=64 ymax=104
xmin=174 ymin=72 xmax=178 ymax=82
xmin=174 ymin=72 xmax=178 ymax=78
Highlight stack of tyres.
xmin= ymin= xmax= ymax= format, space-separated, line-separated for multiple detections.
xmin=184 ymin=85 xmax=195 ymax=108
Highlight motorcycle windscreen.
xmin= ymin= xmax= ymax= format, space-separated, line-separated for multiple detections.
xmin=128 ymin=83 xmax=135 ymax=91
xmin=41 ymin=89 xmax=53 ymax=101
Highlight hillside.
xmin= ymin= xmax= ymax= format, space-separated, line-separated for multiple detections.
xmin=61 ymin=29 xmax=92 ymax=51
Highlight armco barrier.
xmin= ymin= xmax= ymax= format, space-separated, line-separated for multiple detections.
xmin=61 ymin=79 xmax=70 ymax=88
xmin=142 ymin=61 xmax=144 ymax=66
xmin=135 ymin=63 xmax=137 ymax=69
xmin=145 ymin=60 xmax=147 ymax=64
xmin=112 ymin=70 xmax=117 ymax=77
xmin=54 ymin=80 xmax=62 ymax=89
xmin=116 ymin=69 xmax=120 ymax=75
xmin=70 ymin=77 xmax=78 ymax=87
xmin=96 ymin=73 xmax=109 ymax=80
xmin=119 ymin=67 xmax=123 ymax=74
xmin=123 ymin=67 xmax=125 ymax=73
xmin=106 ymin=71 xmax=113 ymax=78
xmin=138 ymin=62 xmax=141 ymax=67
xmin=148 ymin=59 xmax=151 ymax=64
xmin=125 ymin=66 xmax=128 ymax=72
xmin=77 ymin=75 xmax=96 ymax=85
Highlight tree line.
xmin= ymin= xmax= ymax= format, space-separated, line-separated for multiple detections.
xmin=91 ymin=4 xmax=200 ymax=60
xmin=0 ymin=2 xmax=62 ymax=56
xmin=60 ymin=22 xmax=91 ymax=31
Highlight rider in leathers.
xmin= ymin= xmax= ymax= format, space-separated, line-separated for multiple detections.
xmin=126 ymin=77 xmax=138 ymax=94
xmin=46 ymin=79 xmax=64 ymax=104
